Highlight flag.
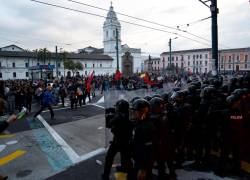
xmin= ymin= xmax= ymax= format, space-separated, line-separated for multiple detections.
xmin=86 ymin=71 xmax=94 ymax=93
xmin=115 ymin=70 xmax=122 ymax=81
xmin=141 ymin=72 xmax=154 ymax=85
xmin=87 ymin=71 xmax=94 ymax=84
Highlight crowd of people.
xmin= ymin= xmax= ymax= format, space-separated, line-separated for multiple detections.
xmin=0 ymin=72 xmax=167 ymax=115
xmin=103 ymin=74 xmax=250 ymax=180
xmin=1 ymin=72 xmax=250 ymax=179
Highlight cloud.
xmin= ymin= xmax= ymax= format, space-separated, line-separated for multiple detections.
xmin=0 ymin=0 xmax=249 ymax=54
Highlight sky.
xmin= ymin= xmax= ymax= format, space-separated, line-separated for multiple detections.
xmin=0 ymin=0 xmax=249 ymax=56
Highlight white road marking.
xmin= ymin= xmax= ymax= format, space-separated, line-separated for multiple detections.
xmin=91 ymin=104 xmax=105 ymax=109
xmin=6 ymin=140 xmax=18 ymax=145
xmin=0 ymin=145 xmax=6 ymax=153
xmin=37 ymin=115 xmax=106 ymax=165
xmin=37 ymin=115 xmax=80 ymax=163
xmin=77 ymin=148 xmax=105 ymax=163
xmin=97 ymin=126 xmax=104 ymax=130
xmin=96 ymin=159 xmax=103 ymax=165
xmin=97 ymin=96 xmax=104 ymax=104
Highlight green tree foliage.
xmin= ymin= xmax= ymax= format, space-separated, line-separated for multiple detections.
xmin=37 ymin=48 xmax=51 ymax=64
xmin=63 ymin=59 xmax=83 ymax=77
xmin=75 ymin=62 xmax=83 ymax=71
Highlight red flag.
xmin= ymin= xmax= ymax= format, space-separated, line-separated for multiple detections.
xmin=143 ymin=72 xmax=154 ymax=85
xmin=115 ymin=70 xmax=122 ymax=81
xmin=87 ymin=71 xmax=94 ymax=84
xmin=86 ymin=71 xmax=94 ymax=93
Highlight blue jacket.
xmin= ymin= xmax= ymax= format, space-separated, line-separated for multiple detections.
xmin=42 ymin=90 xmax=54 ymax=106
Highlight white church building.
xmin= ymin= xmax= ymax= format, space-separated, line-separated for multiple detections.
xmin=79 ymin=4 xmax=143 ymax=76
xmin=0 ymin=4 xmax=143 ymax=80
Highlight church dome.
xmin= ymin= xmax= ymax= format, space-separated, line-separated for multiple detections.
xmin=107 ymin=5 xmax=117 ymax=20
xmin=103 ymin=4 xmax=121 ymax=27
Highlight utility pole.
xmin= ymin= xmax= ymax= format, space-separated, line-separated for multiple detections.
xmin=218 ymin=55 xmax=220 ymax=74
xmin=115 ymin=28 xmax=119 ymax=71
xmin=224 ymin=59 xmax=226 ymax=75
xmin=233 ymin=57 xmax=235 ymax=74
xmin=198 ymin=0 xmax=219 ymax=77
xmin=193 ymin=57 xmax=195 ymax=74
xmin=169 ymin=38 xmax=172 ymax=72
xmin=55 ymin=46 xmax=58 ymax=78
xmin=211 ymin=0 xmax=218 ymax=76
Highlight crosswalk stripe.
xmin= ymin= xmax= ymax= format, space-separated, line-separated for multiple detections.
xmin=241 ymin=161 xmax=250 ymax=173
xmin=114 ymin=172 xmax=127 ymax=180
xmin=0 ymin=134 xmax=15 ymax=139
xmin=0 ymin=150 xmax=26 ymax=166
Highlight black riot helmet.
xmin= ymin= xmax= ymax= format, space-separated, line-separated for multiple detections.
xmin=131 ymin=99 xmax=150 ymax=120
xmin=131 ymin=99 xmax=150 ymax=112
xmin=226 ymin=95 xmax=240 ymax=107
xmin=152 ymin=94 xmax=161 ymax=98
xmin=212 ymin=79 xmax=222 ymax=89
xmin=243 ymin=88 xmax=250 ymax=95
xmin=203 ymin=86 xmax=215 ymax=98
xmin=188 ymin=84 xmax=197 ymax=94
xmin=144 ymin=96 xmax=152 ymax=102
xmin=170 ymin=91 xmax=184 ymax=103
xmin=161 ymin=93 xmax=169 ymax=103
xmin=230 ymin=77 xmax=237 ymax=85
xmin=149 ymin=97 xmax=165 ymax=113
xmin=115 ymin=99 xmax=129 ymax=113
xmin=232 ymin=88 xmax=244 ymax=98
xmin=193 ymin=81 xmax=201 ymax=89
xmin=130 ymin=96 xmax=141 ymax=104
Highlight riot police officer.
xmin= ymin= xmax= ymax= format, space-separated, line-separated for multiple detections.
xmin=131 ymin=99 xmax=154 ymax=180
xmin=102 ymin=99 xmax=133 ymax=180
xmin=216 ymin=95 xmax=245 ymax=176
xmin=150 ymin=97 xmax=176 ymax=179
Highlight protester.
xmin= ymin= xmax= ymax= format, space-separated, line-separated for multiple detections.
xmin=33 ymin=85 xmax=55 ymax=120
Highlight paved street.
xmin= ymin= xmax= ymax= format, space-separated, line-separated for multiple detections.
xmin=0 ymin=95 xmax=106 ymax=180
xmin=1 ymin=91 xmax=250 ymax=180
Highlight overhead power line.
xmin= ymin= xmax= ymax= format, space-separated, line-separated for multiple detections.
xmin=30 ymin=0 xmax=211 ymax=47
xmin=176 ymin=16 xmax=211 ymax=28
xmin=67 ymin=0 xmax=230 ymax=49
xmin=0 ymin=35 xmax=23 ymax=45
xmin=0 ymin=32 xmax=70 ymax=46
xmin=67 ymin=0 xmax=211 ymax=44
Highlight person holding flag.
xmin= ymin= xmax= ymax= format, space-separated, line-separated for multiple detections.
xmin=115 ymin=70 xmax=122 ymax=90
xmin=86 ymin=71 xmax=94 ymax=102
xmin=140 ymin=72 xmax=154 ymax=87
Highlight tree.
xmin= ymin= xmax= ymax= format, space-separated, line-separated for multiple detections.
xmin=37 ymin=48 xmax=51 ymax=64
xmin=63 ymin=59 xmax=83 ymax=77
xmin=75 ymin=62 xmax=83 ymax=71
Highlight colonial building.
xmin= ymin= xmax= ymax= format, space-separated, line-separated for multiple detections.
xmin=0 ymin=45 xmax=113 ymax=80
xmin=0 ymin=3 xmax=143 ymax=80
xmin=218 ymin=47 xmax=250 ymax=74
xmin=160 ymin=47 xmax=250 ymax=74
xmin=161 ymin=48 xmax=211 ymax=74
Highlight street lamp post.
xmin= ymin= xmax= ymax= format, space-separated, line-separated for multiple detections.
xmin=169 ymin=37 xmax=178 ymax=74
xmin=116 ymin=28 xmax=119 ymax=71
